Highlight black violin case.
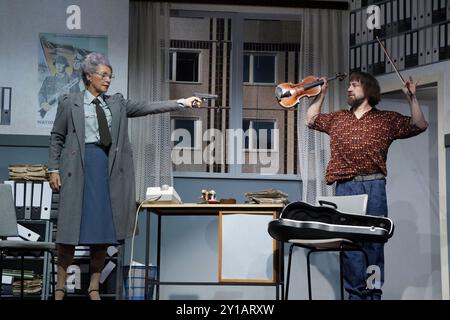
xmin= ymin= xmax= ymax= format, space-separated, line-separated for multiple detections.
xmin=268 ymin=201 xmax=394 ymax=243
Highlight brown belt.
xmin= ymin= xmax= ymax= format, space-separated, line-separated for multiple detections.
xmin=352 ymin=173 xmax=385 ymax=182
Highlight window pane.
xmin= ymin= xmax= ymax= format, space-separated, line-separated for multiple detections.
xmin=169 ymin=52 xmax=174 ymax=81
xmin=243 ymin=119 xmax=250 ymax=149
xmin=176 ymin=52 xmax=199 ymax=82
xmin=243 ymin=54 xmax=250 ymax=83
xmin=242 ymin=19 xmax=302 ymax=175
xmin=254 ymin=121 xmax=274 ymax=149
xmin=174 ymin=119 xmax=195 ymax=148
xmin=253 ymin=55 xmax=275 ymax=83
xmin=170 ymin=16 xmax=230 ymax=173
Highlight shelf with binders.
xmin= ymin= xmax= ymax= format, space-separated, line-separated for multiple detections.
xmin=349 ymin=0 xmax=450 ymax=75
xmin=350 ymin=0 xmax=450 ymax=42
xmin=1 ymin=220 xmax=54 ymax=299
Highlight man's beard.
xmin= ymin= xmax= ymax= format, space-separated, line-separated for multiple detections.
xmin=347 ymin=95 xmax=365 ymax=109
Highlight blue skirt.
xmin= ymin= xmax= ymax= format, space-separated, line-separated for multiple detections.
xmin=79 ymin=144 xmax=118 ymax=245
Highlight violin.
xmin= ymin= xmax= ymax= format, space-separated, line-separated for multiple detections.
xmin=275 ymin=72 xmax=347 ymax=109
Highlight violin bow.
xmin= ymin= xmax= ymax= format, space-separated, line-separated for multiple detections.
xmin=376 ymin=36 xmax=414 ymax=97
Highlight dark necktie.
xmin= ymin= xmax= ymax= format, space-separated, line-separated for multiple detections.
xmin=92 ymin=98 xmax=112 ymax=147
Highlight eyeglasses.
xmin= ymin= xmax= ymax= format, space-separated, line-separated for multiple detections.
xmin=94 ymin=72 xmax=115 ymax=80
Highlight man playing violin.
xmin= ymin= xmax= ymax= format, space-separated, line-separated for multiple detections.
xmin=305 ymin=71 xmax=428 ymax=300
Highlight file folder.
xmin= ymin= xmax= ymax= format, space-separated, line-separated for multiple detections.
xmin=356 ymin=10 xmax=362 ymax=44
xmin=411 ymin=0 xmax=418 ymax=30
xmin=368 ymin=42 xmax=374 ymax=74
xmin=350 ymin=48 xmax=356 ymax=71
xmin=24 ymin=181 xmax=32 ymax=220
xmin=399 ymin=34 xmax=406 ymax=69
xmin=350 ymin=12 xmax=356 ymax=46
xmin=439 ymin=23 xmax=447 ymax=60
xmin=447 ymin=22 xmax=450 ymax=59
xmin=356 ymin=46 xmax=361 ymax=71
xmin=40 ymin=181 xmax=52 ymax=220
xmin=17 ymin=223 xmax=40 ymax=241
xmin=1 ymin=87 xmax=11 ymax=126
xmin=362 ymin=44 xmax=368 ymax=72
xmin=425 ymin=27 xmax=433 ymax=64
xmin=31 ymin=182 xmax=42 ymax=220
xmin=14 ymin=181 xmax=25 ymax=220
xmin=418 ymin=29 xmax=426 ymax=65
xmin=432 ymin=25 xmax=440 ymax=62
xmin=425 ymin=0 xmax=432 ymax=25
xmin=385 ymin=38 xmax=393 ymax=73
xmin=417 ymin=0 xmax=425 ymax=28
xmin=392 ymin=0 xmax=399 ymax=35
xmin=404 ymin=0 xmax=412 ymax=31
xmin=386 ymin=0 xmax=392 ymax=36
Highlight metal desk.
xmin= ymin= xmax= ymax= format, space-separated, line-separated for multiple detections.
xmin=140 ymin=203 xmax=285 ymax=300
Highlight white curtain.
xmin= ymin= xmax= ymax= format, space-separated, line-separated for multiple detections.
xmin=297 ymin=8 xmax=349 ymax=204
xmin=128 ymin=2 xmax=172 ymax=202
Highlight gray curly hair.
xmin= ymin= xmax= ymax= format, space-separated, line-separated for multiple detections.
xmin=81 ymin=52 xmax=113 ymax=85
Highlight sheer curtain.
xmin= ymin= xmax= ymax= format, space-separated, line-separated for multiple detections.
xmin=128 ymin=2 xmax=172 ymax=202
xmin=297 ymin=8 xmax=349 ymax=204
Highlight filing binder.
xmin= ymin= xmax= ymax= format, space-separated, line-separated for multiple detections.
xmin=385 ymin=38 xmax=393 ymax=72
xmin=417 ymin=0 xmax=425 ymax=28
xmin=350 ymin=12 xmax=356 ymax=46
xmin=425 ymin=27 xmax=433 ymax=64
xmin=392 ymin=35 xmax=399 ymax=68
xmin=386 ymin=0 xmax=392 ymax=36
xmin=405 ymin=31 xmax=419 ymax=67
xmin=447 ymin=22 xmax=450 ymax=59
xmin=425 ymin=0 xmax=432 ymax=25
xmin=361 ymin=8 xmax=368 ymax=43
xmin=24 ymin=181 xmax=32 ymax=220
xmin=17 ymin=223 xmax=40 ymax=241
xmin=1 ymin=87 xmax=12 ymax=126
xmin=403 ymin=0 xmax=412 ymax=32
xmin=447 ymin=0 xmax=450 ymax=20
xmin=376 ymin=3 xmax=386 ymax=38
xmin=40 ymin=181 xmax=52 ymax=220
xmin=418 ymin=29 xmax=426 ymax=65
xmin=350 ymin=0 xmax=356 ymax=11
xmin=31 ymin=182 xmax=43 ymax=220
xmin=368 ymin=42 xmax=374 ymax=74
xmin=432 ymin=25 xmax=440 ymax=62
xmin=399 ymin=34 xmax=406 ymax=69
xmin=392 ymin=0 xmax=399 ymax=35
xmin=356 ymin=0 xmax=362 ymax=10
xmin=356 ymin=46 xmax=361 ymax=71
xmin=439 ymin=23 xmax=447 ymax=60
xmin=432 ymin=0 xmax=446 ymax=23
xmin=356 ymin=10 xmax=362 ymax=44
xmin=14 ymin=181 xmax=25 ymax=220
xmin=411 ymin=0 xmax=418 ymax=30
xmin=350 ymin=48 xmax=356 ymax=71
xmin=361 ymin=44 xmax=368 ymax=72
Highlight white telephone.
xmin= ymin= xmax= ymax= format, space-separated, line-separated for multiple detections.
xmin=145 ymin=184 xmax=182 ymax=204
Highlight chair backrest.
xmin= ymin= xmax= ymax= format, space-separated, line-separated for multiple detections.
xmin=316 ymin=194 xmax=368 ymax=215
xmin=0 ymin=183 xmax=19 ymax=237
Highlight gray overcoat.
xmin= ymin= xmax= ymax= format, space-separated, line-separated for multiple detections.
xmin=48 ymin=92 xmax=182 ymax=244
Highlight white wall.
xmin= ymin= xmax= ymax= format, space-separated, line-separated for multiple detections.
xmin=0 ymin=0 xmax=129 ymax=136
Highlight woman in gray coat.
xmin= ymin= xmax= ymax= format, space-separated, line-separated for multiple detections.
xmin=48 ymin=52 xmax=201 ymax=300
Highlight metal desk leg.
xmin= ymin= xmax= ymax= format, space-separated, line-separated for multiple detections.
xmin=144 ymin=209 xmax=150 ymax=300
xmin=156 ymin=214 xmax=162 ymax=300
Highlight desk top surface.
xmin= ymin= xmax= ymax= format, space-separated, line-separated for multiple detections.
xmin=141 ymin=202 xmax=285 ymax=215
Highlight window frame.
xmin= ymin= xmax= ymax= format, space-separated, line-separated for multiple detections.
xmin=171 ymin=117 xmax=203 ymax=151
xmin=243 ymin=119 xmax=277 ymax=152
xmin=169 ymin=49 xmax=202 ymax=84
xmin=243 ymin=52 xmax=277 ymax=86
